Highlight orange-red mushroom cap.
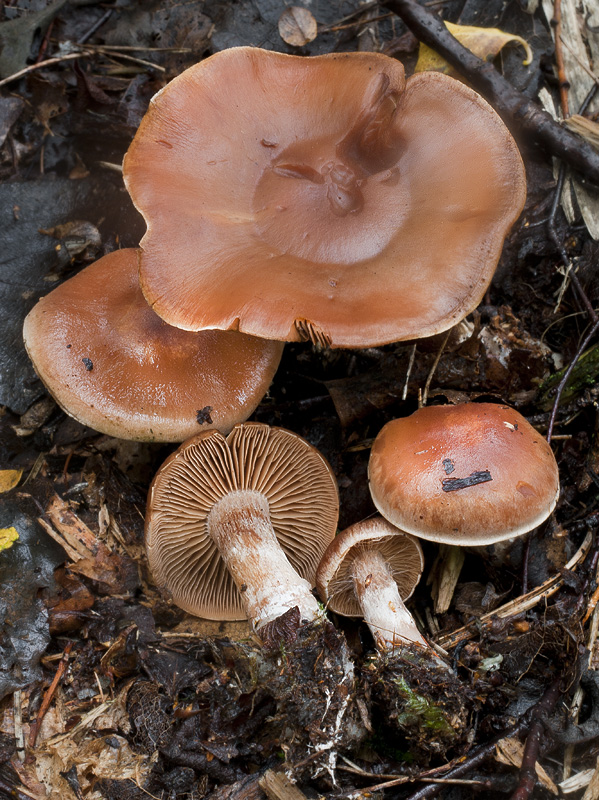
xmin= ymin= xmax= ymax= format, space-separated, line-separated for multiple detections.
xmin=316 ymin=517 xmax=424 ymax=617
xmin=22 ymin=249 xmax=283 ymax=442
xmin=124 ymin=47 xmax=526 ymax=348
xmin=368 ymin=404 xmax=560 ymax=546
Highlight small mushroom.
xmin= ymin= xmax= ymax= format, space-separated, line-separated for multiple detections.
xmin=145 ymin=422 xmax=339 ymax=629
xmin=22 ymin=249 xmax=283 ymax=442
xmin=124 ymin=47 xmax=526 ymax=348
xmin=317 ymin=517 xmax=468 ymax=758
xmin=316 ymin=516 xmax=427 ymax=651
xmin=368 ymin=403 xmax=560 ymax=546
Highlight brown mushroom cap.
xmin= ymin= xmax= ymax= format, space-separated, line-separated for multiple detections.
xmin=145 ymin=422 xmax=339 ymax=620
xmin=368 ymin=403 xmax=560 ymax=546
xmin=22 ymin=249 xmax=283 ymax=442
xmin=316 ymin=517 xmax=424 ymax=617
xmin=124 ymin=47 xmax=526 ymax=348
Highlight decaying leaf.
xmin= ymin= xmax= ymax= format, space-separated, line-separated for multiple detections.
xmin=0 ymin=0 xmax=69 ymax=78
xmin=496 ymin=735 xmax=558 ymax=794
xmin=0 ymin=469 xmax=22 ymax=493
xmin=540 ymin=0 xmax=599 ymax=239
xmin=415 ymin=21 xmax=532 ymax=75
xmin=278 ymin=6 xmax=318 ymax=47
xmin=0 ymin=527 xmax=19 ymax=551
xmin=565 ymin=114 xmax=599 ymax=149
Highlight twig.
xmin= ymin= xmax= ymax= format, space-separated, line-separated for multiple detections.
xmin=92 ymin=49 xmax=166 ymax=72
xmin=77 ymin=8 xmax=113 ymax=45
xmin=381 ymin=0 xmax=599 ymax=184
xmin=402 ymin=719 xmax=527 ymax=800
xmin=323 ymin=12 xmax=394 ymax=32
xmin=28 ymin=642 xmax=73 ymax=747
xmin=420 ymin=330 xmax=451 ymax=407
xmin=552 ymin=0 xmax=570 ymax=118
xmin=509 ymin=679 xmax=563 ymax=800
xmin=546 ymin=318 xmax=599 ymax=442
xmin=0 ymin=52 xmax=91 ymax=88
xmin=402 ymin=343 xmax=417 ymax=400
xmin=437 ymin=531 xmax=593 ymax=649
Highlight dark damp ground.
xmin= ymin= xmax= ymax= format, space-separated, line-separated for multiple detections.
xmin=1 ymin=1 xmax=599 ymax=798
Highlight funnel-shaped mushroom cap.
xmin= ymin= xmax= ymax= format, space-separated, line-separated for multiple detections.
xmin=369 ymin=404 xmax=560 ymax=546
xmin=145 ymin=423 xmax=339 ymax=620
xmin=22 ymin=249 xmax=283 ymax=442
xmin=124 ymin=47 xmax=526 ymax=348
xmin=316 ymin=517 xmax=424 ymax=617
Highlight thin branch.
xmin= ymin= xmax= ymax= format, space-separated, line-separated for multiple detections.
xmin=421 ymin=329 xmax=451 ymax=407
xmin=381 ymin=0 xmax=599 ymax=184
xmin=0 ymin=52 xmax=90 ymax=88
xmin=28 ymin=641 xmax=73 ymax=748
xmin=552 ymin=0 xmax=570 ymax=118
xmin=509 ymin=679 xmax=563 ymax=800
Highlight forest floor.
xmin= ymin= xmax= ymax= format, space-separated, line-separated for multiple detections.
xmin=1 ymin=0 xmax=599 ymax=798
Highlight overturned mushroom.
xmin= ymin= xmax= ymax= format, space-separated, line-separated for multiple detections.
xmin=22 ymin=249 xmax=283 ymax=442
xmin=124 ymin=47 xmax=526 ymax=348
xmin=316 ymin=517 xmax=426 ymax=651
xmin=145 ymin=422 xmax=339 ymax=628
xmin=147 ymin=424 xmax=367 ymax=768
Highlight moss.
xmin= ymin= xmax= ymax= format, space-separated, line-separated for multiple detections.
xmin=393 ymin=676 xmax=454 ymax=736
xmin=538 ymin=344 xmax=599 ymax=411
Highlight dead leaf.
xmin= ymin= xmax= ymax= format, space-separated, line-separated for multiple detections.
xmin=278 ymin=6 xmax=318 ymax=47
xmin=0 ymin=469 xmax=22 ymax=493
xmin=565 ymin=115 xmax=599 ymax=149
xmin=496 ymin=736 xmax=558 ymax=794
xmin=415 ymin=21 xmax=532 ymax=75
xmin=0 ymin=527 xmax=19 ymax=551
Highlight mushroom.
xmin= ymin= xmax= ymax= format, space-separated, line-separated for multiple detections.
xmin=368 ymin=403 xmax=560 ymax=547
xmin=123 ymin=47 xmax=526 ymax=348
xmin=145 ymin=422 xmax=339 ymax=628
xmin=22 ymin=249 xmax=283 ymax=442
xmin=317 ymin=517 xmax=468 ymax=758
xmin=316 ymin=516 xmax=428 ymax=651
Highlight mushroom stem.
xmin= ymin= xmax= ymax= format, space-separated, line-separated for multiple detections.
xmin=351 ymin=548 xmax=428 ymax=651
xmin=207 ymin=490 xmax=320 ymax=629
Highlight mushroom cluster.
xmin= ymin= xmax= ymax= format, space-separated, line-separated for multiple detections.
xmin=23 ymin=249 xmax=283 ymax=442
xmin=21 ymin=43 xmax=552 ymax=769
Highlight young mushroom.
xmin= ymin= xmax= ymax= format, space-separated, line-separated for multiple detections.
xmin=124 ymin=47 xmax=526 ymax=348
xmin=317 ymin=516 xmax=468 ymax=759
xmin=22 ymin=249 xmax=283 ymax=442
xmin=316 ymin=516 xmax=427 ymax=651
xmin=368 ymin=403 xmax=560 ymax=547
xmin=145 ymin=422 xmax=339 ymax=629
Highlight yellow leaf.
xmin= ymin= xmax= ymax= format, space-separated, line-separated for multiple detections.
xmin=0 ymin=527 xmax=19 ymax=552
xmin=0 ymin=469 xmax=22 ymax=493
xmin=415 ymin=21 xmax=533 ymax=76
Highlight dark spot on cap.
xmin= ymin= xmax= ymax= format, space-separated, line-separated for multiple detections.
xmin=196 ymin=406 xmax=214 ymax=425
xmin=82 ymin=357 xmax=93 ymax=371
xmin=442 ymin=458 xmax=455 ymax=475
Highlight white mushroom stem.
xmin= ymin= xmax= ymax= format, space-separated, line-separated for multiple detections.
xmin=207 ymin=489 xmax=320 ymax=629
xmin=351 ymin=548 xmax=429 ymax=652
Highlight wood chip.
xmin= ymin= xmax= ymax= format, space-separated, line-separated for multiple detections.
xmin=259 ymin=770 xmax=308 ymax=800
